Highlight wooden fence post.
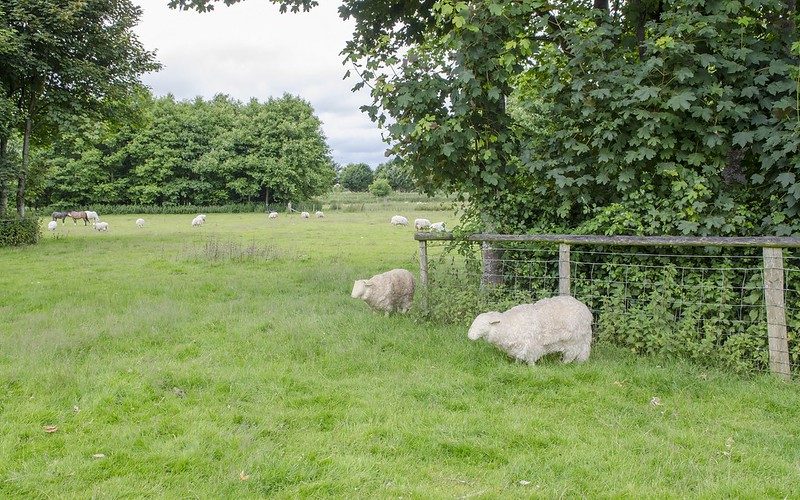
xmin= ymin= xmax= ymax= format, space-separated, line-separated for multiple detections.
xmin=559 ymin=243 xmax=571 ymax=296
xmin=419 ymin=239 xmax=429 ymax=287
xmin=763 ymin=247 xmax=791 ymax=380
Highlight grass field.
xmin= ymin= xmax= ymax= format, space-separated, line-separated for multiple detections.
xmin=1 ymin=211 xmax=799 ymax=497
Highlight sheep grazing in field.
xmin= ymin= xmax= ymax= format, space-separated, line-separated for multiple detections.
xmin=390 ymin=215 xmax=408 ymax=226
xmin=191 ymin=215 xmax=205 ymax=227
xmin=430 ymin=221 xmax=446 ymax=232
xmin=468 ymin=295 xmax=593 ymax=365
xmin=300 ymin=211 xmax=310 ymax=219
xmin=414 ymin=218 xmax=431 ymax=231
xmin=315 ymin=211 xmax=324 ymax=218
xmin=136 ymin=218 xmax=145 ymax=228
xmin=47 ymin=221 xmax=58 ymax=231
xmin=351 ymin=269 xmax=415 ymax=315
xmin=268 ymin=211 xmax=278 ymax=219
xmin=93 ymin=221 xmax=109 ymax=232
xmin=86 ymin=211 xmax=100 ymax=223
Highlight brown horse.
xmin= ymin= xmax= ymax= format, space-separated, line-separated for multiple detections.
xmin=68 ymin=211 xmax=89 ymax=225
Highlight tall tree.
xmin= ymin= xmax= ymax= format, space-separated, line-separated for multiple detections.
xmin=0 ymin=0 xmax=159 ymax=216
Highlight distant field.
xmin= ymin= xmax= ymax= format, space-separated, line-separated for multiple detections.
xmin=0 ymin=211 xmax=799 ymax=497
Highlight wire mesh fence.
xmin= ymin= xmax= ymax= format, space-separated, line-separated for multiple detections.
xmin=417 ymin=234 xmax=799 ymax=379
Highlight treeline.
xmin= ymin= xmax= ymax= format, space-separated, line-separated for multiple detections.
xmin=30 ymin=91 xmax=336 ymax=208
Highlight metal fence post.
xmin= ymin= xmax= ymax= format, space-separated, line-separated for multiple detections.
xmin=763 ymin=246 xmax=791 ymax=380
xmin=559 ymin=243 xmax=571 ymax=296
xmin=419 ymin=239 xmax=429 ymax=287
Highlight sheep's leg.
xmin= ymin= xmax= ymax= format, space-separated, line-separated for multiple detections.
xmin=575 ymin=341 xmax=591 ymax=362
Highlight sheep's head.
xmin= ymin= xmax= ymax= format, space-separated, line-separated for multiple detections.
xmin=351 ymin=279 xmax=372 ymax=299
xmin=467 ymin=312 xmax=502 ymax=340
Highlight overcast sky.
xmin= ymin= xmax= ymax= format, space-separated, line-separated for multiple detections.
xmin=134 ymin=0 xmax=387 ymax=168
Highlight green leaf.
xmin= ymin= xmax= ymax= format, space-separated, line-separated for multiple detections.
xmin=664 ymin=91 xmax=696 ymax=111
xmin=731 ymin=131 xmax=754 ymax=147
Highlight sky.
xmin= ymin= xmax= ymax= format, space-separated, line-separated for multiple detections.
xmin=134 ymin=0 xmax=387 ymax=168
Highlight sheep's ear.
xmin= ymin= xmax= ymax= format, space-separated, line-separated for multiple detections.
xmin=364 ymin=280 xmax=373 ymax=287
xmin=489 ymin=319 xmax=501 ymax=325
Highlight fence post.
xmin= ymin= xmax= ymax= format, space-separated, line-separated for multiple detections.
xmin=559 ymin=243 xmax=571 ymax=296
xmin=419 ymin=239 xmax=429 ymax=287
xmin=763 ymin=247 xmax=791 ymax=380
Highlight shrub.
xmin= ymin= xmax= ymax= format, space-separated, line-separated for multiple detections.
xmin=369 ymin=178 xmax=392 ymax=197
xmin=0 ymin=216 xmax=40 ymax=247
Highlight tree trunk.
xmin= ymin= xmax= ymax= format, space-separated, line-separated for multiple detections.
xmin=264 ymin=186 xmax=270 ymax=211
xmin=0 ymin=137 xmax=7 ymax=217
xmin=17 ymin=116 xmax=32 ymax=217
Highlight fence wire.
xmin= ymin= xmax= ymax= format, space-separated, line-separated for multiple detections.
xmin=422 ymin=240 xmax=799 ymax=378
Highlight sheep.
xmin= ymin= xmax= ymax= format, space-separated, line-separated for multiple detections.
xmin=351 ymin=269 xmax=415 ymax=315
xmin=414 ymin=218 xmax=431 ymax=231
xmin=136 ymin=218 xmax=145 ymax=228
xmin=300 ymin=211 xmax=310 ymax=219
xmin=268 ymin=211 xmax=278 ymax=219
xmin=93 ymin=221 xmax=109 ymax=232
xmin=315 ymin=211 xmax=324 ymax=218
xmin=430 ymin=221 xmax=446 ymax=232
xmin=390 ymin=215 xmax=408 ymax=226
xmin=191 ymin=215 xmax=205 ymax=227
xmin=86 ymin=211 xmax=100 ymax=223
xmin=47 ymin=221 xmax=58 ymax=231
xmin=468 ymin=295 xmax=593 ymax=365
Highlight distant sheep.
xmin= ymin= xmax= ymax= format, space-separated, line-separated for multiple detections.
xmin=414 ymin=218 xmax=431 ymax=231
xmin=93 ymin=221 xmax=109 ymax=232
xmin=430 ymin=222 xmax=446 ymax=232
xmin=191 ymin=215 xmax=205 ymax=227
xmin=86 ymin=211 xmax=100 ymax=223
xmin=351 ymin=269 xmax=415 ymax=314
xmin=315 ymin=211 xmax=324 ymax=218
xmin=300 ymin=211 xmax=310 ymax=219
xmin=468 ymin=295 xmax=593 ymax=365
xmin=136 ymin=218 xmax=145 ymax=228
xmin=268 ymin=211 xmax=278 ymax=219
xmin=391 ymin=215 xmax=408 ymax=226
xmin=47 ymin=221 xmax=58 ymax=231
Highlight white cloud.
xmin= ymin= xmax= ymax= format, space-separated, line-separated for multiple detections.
xmin=135 ymin=0 xmax=387 ymax=167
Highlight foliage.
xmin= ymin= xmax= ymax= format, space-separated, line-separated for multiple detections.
xmin=0 ymin=0 xmax=159 ymax=215
xmin=374 ymin=157 xmax=415 ymax=192
xmin=34 ymin=92 xmax=335 ymax=207
xmin=368 ymin=178 xmax=392 ymax=197
xmin=338 ymin=162 xmax=373 ymax=192
xmin=0 ymin=215 xmax=39 ymax=246
xmin=38 ymin=203 xmax=267 ymax=215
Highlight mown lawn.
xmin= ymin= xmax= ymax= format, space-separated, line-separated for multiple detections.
xmin=1 ymin=211 xmax=799 ymax=497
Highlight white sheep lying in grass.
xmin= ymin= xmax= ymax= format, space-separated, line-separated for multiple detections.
xmin=301 ymin=211 xmax=310 ymax=219
xmin=47 ymin=221 xmax=57 ymax=231
xmin=191 ymin=215 xmax=205 ymax=227
xmin=468 ymin=295 xmax=593 ymax=364
xmin=136 ymin=218 xmax=145 ymax=228
xmin=315 ymin=211 xmax=324 ymax=218
xmin=430 ymin=221 xmax=446 ymax=232
xmin=351 ymin=269 xmax=415 ymax=314
xmin=414 ymin=218 xmax=431 ymax=231
xmin=391 ymin=215 xmax=408 ymax=226
xmin=93 ymin=221 xmax=109 ymax=232
xmin=268 ymin=211 xmax=278 ymax=219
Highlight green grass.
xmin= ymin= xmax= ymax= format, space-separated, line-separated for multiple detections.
xmin=1 ymin=211 xmax=799 ymax=497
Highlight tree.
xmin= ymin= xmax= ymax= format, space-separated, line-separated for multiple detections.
xmin=339 ymin=163 xmax=373 ymax=192
xmin=369 ymin=178 xmax=392 ymax=197
xmin=173 ymin=0 xmax=799 ymax=237
xmin=0 ymin=0 xmax=159 ymax=216
xmin=375 ymin=157 xmax=415 ymax=192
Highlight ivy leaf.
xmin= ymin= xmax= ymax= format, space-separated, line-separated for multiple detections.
xmin=776 ymin=172 xmax=796 ymax=188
